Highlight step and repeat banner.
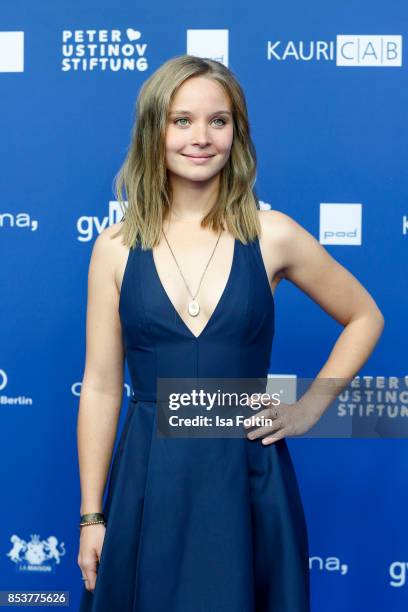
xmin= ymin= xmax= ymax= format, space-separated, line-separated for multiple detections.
xmin=1 ymin=1 xmax=406 ymax=610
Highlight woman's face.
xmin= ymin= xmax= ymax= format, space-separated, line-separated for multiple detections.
xmin=165 ymin=76 xmax=234 ymax=185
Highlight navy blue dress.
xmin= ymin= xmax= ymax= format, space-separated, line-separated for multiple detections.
xmin=79 ymin=235 xmax=310 ymax=611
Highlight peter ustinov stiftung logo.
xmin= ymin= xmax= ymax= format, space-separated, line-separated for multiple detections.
xmin=7 ymin=533 xmax=66 ymax=573
xmin=267 ymin=35 xmax=402 ymax=66
xmin=61 ymin=28 xmax=148 ymax=72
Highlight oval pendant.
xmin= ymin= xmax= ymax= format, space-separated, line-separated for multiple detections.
xmin=188 ymin=300 xmax=200 ymax=317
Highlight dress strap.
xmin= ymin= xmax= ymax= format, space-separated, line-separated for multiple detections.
xmin=252 ymin=236 xmax=266 ymax=271
xmin=249 ymin=236 xmax=274 ymax=301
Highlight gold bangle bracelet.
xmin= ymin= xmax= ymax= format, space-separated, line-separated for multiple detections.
xmin=79 ymin=520 xmax=106 ymax=528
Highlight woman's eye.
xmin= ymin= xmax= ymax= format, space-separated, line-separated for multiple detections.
xmin=173 ymin=117 xmax=226 ymax=127
xmin=174 ymin=118 xmax=189 ymax=126
xmin=212 ymin=118 xmax=226 ymax=126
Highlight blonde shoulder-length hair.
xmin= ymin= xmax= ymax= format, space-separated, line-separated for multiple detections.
xmin=111 ymin=54 xmax=262 ymax=250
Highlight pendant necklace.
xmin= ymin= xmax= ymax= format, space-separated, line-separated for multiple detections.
xmin=161 ymin=227 xmax=223 ymax=317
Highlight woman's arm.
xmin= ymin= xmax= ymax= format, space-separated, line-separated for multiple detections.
xmin=276 ymin=210 xmax=384 ymax=419
xmin=77 ymin=226 xmax=125 ymax=514
xmin=271 ymin=209 xmax=385 ymax=364
xmin=247 ymin=210 xmax=385 ymax=444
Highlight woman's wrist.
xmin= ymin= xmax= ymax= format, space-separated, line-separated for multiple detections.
xmin=80 ymin=503 xmax=103 ymax=515
xmin=79 ymin=511 xmax=106 ymax=529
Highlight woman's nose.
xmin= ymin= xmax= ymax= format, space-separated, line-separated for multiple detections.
xmin=191 ymin=123 xmax=210 ymax=145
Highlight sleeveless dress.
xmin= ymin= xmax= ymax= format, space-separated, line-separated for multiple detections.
xmin=79 ymin=234 xmax=310 ymax=612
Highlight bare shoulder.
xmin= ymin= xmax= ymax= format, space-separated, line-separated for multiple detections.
xmin=256 ymin=208 xmax=385 ymax=328
xmin=257 ymin=209 xmax=305 ymax=283
xmin=89 ymin=222 xmax=130 ymax=294
xmin=258 ymin=208 xmax=301 ymax=242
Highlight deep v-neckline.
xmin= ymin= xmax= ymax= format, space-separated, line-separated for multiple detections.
xmin=149 ymin=236 xmax=238 ymax=340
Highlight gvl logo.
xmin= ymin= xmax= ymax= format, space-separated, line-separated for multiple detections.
xmin=319 ymin=203 xmax=362 ymax=245
xmin=267 ymin=35 xmax=402 ymax=67
xmin=187 ymin=29 xmax=229 ymax=67
xmin=77 ymin=200 xmax=126 ymax=242
xmin=0 ymin=31 xmax=24 ymax=72
xmin=389 ymin=561 xmax=408 ymax=587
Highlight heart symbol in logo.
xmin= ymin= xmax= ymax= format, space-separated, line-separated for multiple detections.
xmin=126 ymin=28 xmax=141 ymax=41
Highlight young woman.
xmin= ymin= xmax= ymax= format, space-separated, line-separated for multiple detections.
xmin=77 ymin=55 xmax=384 ymax=611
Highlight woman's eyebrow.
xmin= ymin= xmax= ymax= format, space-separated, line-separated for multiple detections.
xmin=169 ymin=110 xmax=232 ymax=116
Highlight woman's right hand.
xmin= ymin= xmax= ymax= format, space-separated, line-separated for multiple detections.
xmin=77 ymin=524 xmax=106 ymax=592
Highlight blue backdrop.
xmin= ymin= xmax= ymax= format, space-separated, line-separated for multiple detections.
xmin=1 ymin=1 xmax=406 ymax=610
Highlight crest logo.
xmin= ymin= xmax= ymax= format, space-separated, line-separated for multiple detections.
xmin=7 ymin=533 xmax=66 ymax=573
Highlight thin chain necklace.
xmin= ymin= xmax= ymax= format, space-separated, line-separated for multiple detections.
xmin=161 ymin=227 xmax=223 ymax=317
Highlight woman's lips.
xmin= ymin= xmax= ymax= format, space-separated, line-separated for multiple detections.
xmin=181 ymin=154 xmax=215 ymax=164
